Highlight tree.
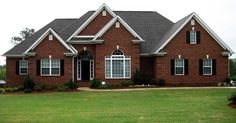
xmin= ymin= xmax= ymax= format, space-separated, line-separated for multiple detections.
xmin=11 ymin=28 xmax=35 ymax=45
xmin=230 ymin=59 xmax=236 ymax=77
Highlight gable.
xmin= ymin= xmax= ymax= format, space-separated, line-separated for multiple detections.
xmin=78 ymin=9 xmax=113 ymax=35
xmin=154 ymin=13 xmax=234 ymax=55
xmin=24 ymin=28 xmax=76 ymax=55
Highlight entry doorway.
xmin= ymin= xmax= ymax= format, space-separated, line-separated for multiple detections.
xmin=77 ymin=51 xmax=94 ymax=81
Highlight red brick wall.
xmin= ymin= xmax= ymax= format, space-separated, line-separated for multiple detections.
xmin=78 ymin=10 xmax=113 ymax=35
xmin=95 ymin=23 xmax=140 ymax=82
xmin=140 ymin=57 xmax=154 ymax=79
xmin=6 ymin=58 xmax=26 ymax=87
xmin=154 ymin=19 xmax=229 ymax=85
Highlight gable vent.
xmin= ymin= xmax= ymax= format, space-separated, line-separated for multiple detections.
xmin=191 ymin=19 xmax=195 ymax=25
xmin=49 ymin=34 xmax=53 ymax=41
xmin=115 ymin=22 xmax=120 ymax=28
xmin=102 ymin=10 xmax=107 ymax=16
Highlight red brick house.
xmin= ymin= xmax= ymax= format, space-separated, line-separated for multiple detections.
xmin=3 ymin=4 xmax=234 ymax=87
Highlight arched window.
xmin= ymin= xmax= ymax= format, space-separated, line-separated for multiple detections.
xmin=105 ymin=50 xmax=131 ymax=78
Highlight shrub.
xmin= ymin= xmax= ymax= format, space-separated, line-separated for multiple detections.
xmin=120 ymin=81 xmax=134 ymax=86
xmin=23 ymin=76 xmax=35 ymax=92
xmin=24 ymin=89 xmax=32 ymax=93
xmin=40 ymin=84 xmax=53 ymax=90
xmin=90 ymin=78 xmax=101 ymax=88
xmin=56 ymin=85 xmax=69 ymax=91
xmin=64 ymin=79 xmax=78 ymax=89
xmin=149 ymin=79 xmax=158 ymax=85
xmin=228 ymin=92 xmax=236 ymax=104
xmin=4 ymin=87 xmax=19 ymax=92
xmin=158 ymin=79 xmax=166 ymax=86
xmin=34 ymin=86 xmax=42 ymax=91
xmin=230 ymin=76 xmax=236 ymax=81
xmin=224 ymin=78 xmax=231 ymax=84
xmin=133 ymin=69 xmax=142 ymax=85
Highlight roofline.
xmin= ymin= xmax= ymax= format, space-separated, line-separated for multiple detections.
xmin=154 ymin=12 xmax=234 ymax=54
xmin=66 ymin=3 xmax=116 ymax=41
xmin=93 ymin=16 xmax=144 ymax=41
xmin=24 ymin=28 xmax=76 ymax=54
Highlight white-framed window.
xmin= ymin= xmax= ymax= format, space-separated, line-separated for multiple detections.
xmin=190 ymin=31 xmax=197 ymax=44
xmin=175 ymin=59 xmax=184 ymax=75
xmin=19 ymin=60 xmax=28 ymax=75
xmin=49 ymin=34 xmax=53 ymax=41
xmin=203 ymin=59 xmax=212 ymax=75
xmin=41 ymin=59 xmax=60 ymax=76
xmin=105 ymin=50 xmax=131 ymax=78
xmin=102 ymin=10 xmax=107 ymax=16
xmin=115 ymin=22 xmax=120 ymax=28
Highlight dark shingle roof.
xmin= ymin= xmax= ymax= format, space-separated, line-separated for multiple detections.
xmin=3 ymin=11 xmax=175 ymax=55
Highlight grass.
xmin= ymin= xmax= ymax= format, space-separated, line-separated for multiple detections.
xmin=0 ymin=88 xmax=236 ymax=123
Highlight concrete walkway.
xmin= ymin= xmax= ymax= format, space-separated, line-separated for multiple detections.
xmin=77 ymin=86 xmax=236 ymax=92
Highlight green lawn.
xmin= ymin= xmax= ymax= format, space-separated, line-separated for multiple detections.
xmin=0 ymin=89 xmax=236 ymax=123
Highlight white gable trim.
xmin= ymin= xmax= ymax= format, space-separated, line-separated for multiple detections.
xmin=24 ymin=28 xmax=76 ymax=54
xmin=67 ymin=3 xmax=116 ymax=41
xmin=155 ymin=12 xmax=234 ymax=54
xmin=93 ymin=16 xmax=144 ymax=41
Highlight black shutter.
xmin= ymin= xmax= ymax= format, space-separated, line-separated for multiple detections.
xmin=197 ymin=31 xmax=201 ymax=44
xmin=199 ymin=59 xmax=203 ymax=75
xmin=184 ymin=59 xmax=188 ymax=75
xmin=171 ymin=59 xmax=175 ymax=75
xmin=16 ymin=60 xmax=19 ymax=75
xmin=36 ymin=60 xmax=40 ymax=76
xmin=212 ymin=59 xmax=216 ymax=75
xmin=60 ymin=59 xmax=64 ymax=76
xmin=186 ymin=31 xmax=190 ymax=43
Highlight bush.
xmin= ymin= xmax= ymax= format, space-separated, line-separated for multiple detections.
xmin=34 ymin=86 xmax=42 ymax=91
xmin=149 ymin=79 xmax=158 ymax=85
xmin=120 ymin=81 xmax=134 ymax=86
xmin=64 ymin=79 xmax=78 ymax=89
xmin=4 ymin=87 xmax=19 ymax=92
xmin=224 ymin=78 xmax=231 ymax=84
xmin=56 ymin=85 xmax=69 ymax=91
xmin=230 ymin=76 xmax=236 ymax=81
xmin=40 ymin=84 xmax=54 ymax=90
xmin=133 ymin=69 xmax=142 ymax=85
xmin=228 ymin=92 xmax=236 ymax=103
xmin=90 ymin=78 xmax=101 ymax=88
xmin=158 ymin=79 xmax=166 ymax=86
xmin=23 ymin=76 xmax=35 ymax=92
xmin=24 ymin=89 xmax=32 ymax=93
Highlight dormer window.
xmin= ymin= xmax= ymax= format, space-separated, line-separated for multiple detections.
xmin=102 ymin=10 xmax=107 ymax=16
xmin=49 ymin=34 xmax=53 ymax=41
xmin=115 ymin=22 xmax=120 ymax=28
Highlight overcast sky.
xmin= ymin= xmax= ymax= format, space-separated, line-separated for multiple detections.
xmin=0 ymin=0 xmax=235 ymax=65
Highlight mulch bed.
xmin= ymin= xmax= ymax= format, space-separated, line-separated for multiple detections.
xmin=228 ymin=102 xmax=236 ymax=109
xmin=1 ymin=89 xmax=79 ymax=95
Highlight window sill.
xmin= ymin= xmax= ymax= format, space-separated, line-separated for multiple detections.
xmin=105 ymin=77 xmax=131 ymax=79
xmin=19 ymin=73 xmax=28 ymax=76
xmin=40 ymin=75 xmax=61 ymax=77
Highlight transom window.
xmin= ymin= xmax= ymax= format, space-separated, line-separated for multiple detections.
xmin=203 ymin=59 xmax=212 ymax=75
xmin=41 ymin=59 xmax=60 ymax=76
xmin=19 ymin=60 xmax=28 ymax=75
xmin=190 ymin=31 xmax=197 ymax=44
xmin=105 ymin=49 xmax=131 ymax=78
xmin=175 ymin=59 xmax=184 ymax=75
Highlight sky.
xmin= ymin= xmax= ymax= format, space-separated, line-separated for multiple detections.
xmin=0 ymin=0 xmax=235 ymax=65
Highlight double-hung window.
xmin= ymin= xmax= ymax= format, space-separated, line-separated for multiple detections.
xmin=190 ymin=31 xmax=197 ymax=44
xmin=19 ymin=60 xmax=28 ymax=75
xmin=203 ymin=59 xmax=212 ymax=75
xmin=175 ymin=59 xmax=184 ymax=75
xmin=105 ymin=50 xmax=131 ymax=78
xmin=41 ymin=59 xmax=60 ymax=76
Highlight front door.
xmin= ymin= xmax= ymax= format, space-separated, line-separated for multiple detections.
xmin=81 ymin=61 xmax=90 ymax=80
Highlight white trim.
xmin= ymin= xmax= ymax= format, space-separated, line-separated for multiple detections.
xmin=68 ymin=40 xmax=104 ymax=44
xmin=72 ymin=57 xmax=74 ymax=81
xmin=74 ymin=35 xmax=95 ymax=38
xmin=4 ymin=55 xmax=25 ymax=57
xmin=67 ymin=3 xmax=116 ymax=41
xmin=93 ymin=16 xmax=144 ymax=41
xmin=90 ymin=60 xmax=94 ymax=80
xmin=24 ymin=28 xmax=76 ymax=54
xmin=77 ymin=59 xmax=81 ymax=80
xmin=155 ymin=12 xmax=234 ymax=54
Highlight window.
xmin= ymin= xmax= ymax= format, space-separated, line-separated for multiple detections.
xmin=19 ymin=60 xmax=28 ymax=75
xmin=49 ymin=34 xmax=53 ymax=40
xmin=115 ymin=22 xmax=120 ymax=28
xmin=175 ymin=59 xmax=184 ymax=75
xmin=203 ymin=59 xmax=212 ymax=75
xmin=105 ymin=50 xmax=131 ymax=78
xmin=41 ymin=59 xmax=60 ymax=76
xmin=102 ymin=10 xmax=107 ymax=16
xmin=90 ymin=60 xmax=94 ymax=79
xmin=190 ymin=31 xmax=197 ymax=44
